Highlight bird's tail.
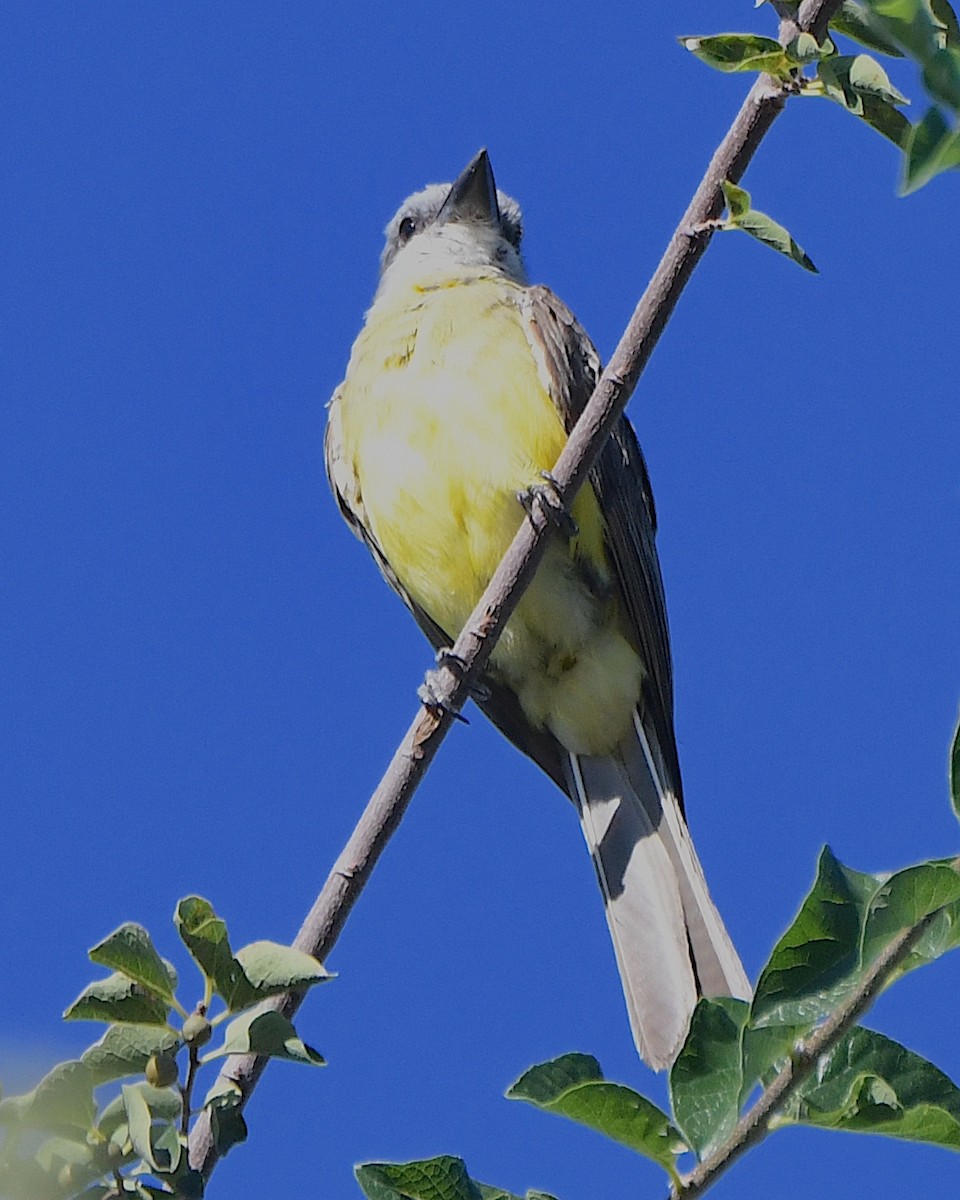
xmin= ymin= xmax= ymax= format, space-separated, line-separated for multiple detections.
xmin=563 ymin=712 xmax=750 ymax=1069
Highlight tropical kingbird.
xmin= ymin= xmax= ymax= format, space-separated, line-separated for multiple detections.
xmin=325 ymin=150 xmax=750 ymax=1068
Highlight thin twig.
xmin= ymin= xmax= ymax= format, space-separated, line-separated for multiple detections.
xmin=188 ymin=0 xmax=844 ymax=1177
xmin=673 ymin=907 xmax=944 ymax=1198
xmin=180 ymin=1045 xmax=201 ymax=1138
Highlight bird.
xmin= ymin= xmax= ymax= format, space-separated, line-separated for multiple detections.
xmin=325 ymin=149 xmax=750 ymax=1068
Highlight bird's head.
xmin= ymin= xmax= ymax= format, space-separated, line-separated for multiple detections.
xmin=378 ymin=150 xmax=526 ymax=291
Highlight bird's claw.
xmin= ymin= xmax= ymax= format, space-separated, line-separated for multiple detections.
xmin=435 ymin=647 xmax=467 ymax=675
xmin=419 ymin=646 xmax=495 ymax=712
xmin=418 ymin=669 xmax=469 ymax=722
xmin=517 ymin=471 xmax=578 ymax=539
xmin=433 ymin=649 xmax=491 ymax=702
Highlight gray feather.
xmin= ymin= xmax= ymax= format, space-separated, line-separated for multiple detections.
xmin=623 ymin=712 xmax=751 ymax=1002
xmin=565 ymin=716 xmax=750 ymax=1068
xmin=565 ymin=752 xmax=696 ymax=1069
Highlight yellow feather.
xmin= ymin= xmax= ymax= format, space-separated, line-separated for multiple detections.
xmin=336 ymin=274 xmax=641 ymax=755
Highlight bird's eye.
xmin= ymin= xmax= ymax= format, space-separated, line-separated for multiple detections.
xmin=397 ymin=215 xmax=417 ymax=244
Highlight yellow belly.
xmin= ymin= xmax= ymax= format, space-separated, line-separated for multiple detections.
xmin=338 ymin=276 xmax=642 ymax=754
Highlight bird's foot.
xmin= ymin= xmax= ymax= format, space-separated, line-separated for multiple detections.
xmin=418 ymin=668 xmax=470 ymax=723
xmin=434 ymin=648 xmax=492 ymax=703
xmin=419 ymin=649 xmax=491 ymax=715
xmin=517 ymin=471 xmax=578 ymax=539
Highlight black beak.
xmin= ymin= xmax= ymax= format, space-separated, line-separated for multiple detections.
xmin=436 ymin=149 xmax=500 ymax=228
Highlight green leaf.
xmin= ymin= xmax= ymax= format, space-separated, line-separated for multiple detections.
xmin=902 ymin=104 xmax=960 ymax=191
xmin=897 ymin=898 xmax=960 ymax=971
xmin=783 ymin=1026 xmax=960 ymax=1149
xmin=720 ymin=180 xmax=818 ymax=272
xmin=753 ymin=849 xmax=960 ymax=1028
xmin=752 ymin=848 xmax=880 ymax=1026
xmin=151 ymin=1120 xmax=182 ymax=1175
xmin=850 ymin=53 xmax=911 ymax=100
xmin=741 ymin=1022 xmax=806 ymax=1101
xmin=507 ymin=1053 xmax=684 ymax=1176
xmin=81 ymin=1024 xmax=179 ymax=1084
xmin=175 ymin=899 xmax=329 ymax=1011
xmin=356 ymin=1157 xmax=483 ymax=1200
xmin=863 ymin=862 xmax=960 ymax=959
xmin=863 ymin=861 xmax=960 ymax=986
xmin=787 ymin=32 xmax=827 ymax=63
xmin=818 ymin=53 xmax=909 ymax=117
xmin=506 ymin=1051 xmax=602 ymax=1102
xmin=119 ymin=1082 xmax=181 ymax=1176
xmin=34 ymin=1134 xmax=96 ymax=1172
xmin=951 ymin=714 xmax=960 ymax=821
xmin=670 ymin=997 xmax=749 ymax=1158
xmin=355 ymin=1168 xmax=559 ymax=1200
xmin=679 ymin=34 xmax=793 ymax=77
xmin=88 ymin=925 xmax=177 ymax=1005
xmin=31 ymin=1133 xmax=112 ymax=1197
xmin=174 ymin=896 xmax=239 ymax=999
xmin=163 ymin=1161 xmax=205 ymax=1199
xmin=98 ymin=1084 xmax=182 ymax=1139
xmin=205 ymin=1084 xmax=248 ymax=1158
xmin=819 ymin=55 xmax=866 ymax=111
xmin=833 ymin=1 xmax=907 ymax=54
xmin=867 ymin=0 xmax=953 ymax=60
xmin=64 ymin=971 xmax=171 ymax=1025
xmin=931 ymin=0 xmax=960 ymax=43
xmin=0 ymin=1060 xmax=96 ymax=1136
xmin=474 ymin=1186 xmax=560 ymax=1200
xmin=205 ymin=1006 xmax=325 ymax=1065
xmin=122 ymin=1084 xmax=158 ymax=1172
xmin=137 ymin=1186 xmax=183 ymax=1200
xmin=232 ymin=941 xmax=332 ymax=999
xmin=859 ymin=93 xmax=914 ymax=143
xmin=721 ymin=180 xmax=751 ymax=220
xmin=923 ymin=46 xmax=960 ymax=108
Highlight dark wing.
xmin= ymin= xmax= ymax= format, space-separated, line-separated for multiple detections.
xmin=325 ymin=387 xmax=569 ymax=790
xmin=518 ymin=286 xmax=684 ymax=804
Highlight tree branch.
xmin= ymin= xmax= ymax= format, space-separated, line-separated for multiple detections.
xmin=673 ymin=906 xmax=945 ymax=1198
xmin=188 ymin=0 xmax=844 ymax=1177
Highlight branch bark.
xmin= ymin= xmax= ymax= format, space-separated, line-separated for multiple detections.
xmin=188 ymin=0 xmax=844 ymax=1177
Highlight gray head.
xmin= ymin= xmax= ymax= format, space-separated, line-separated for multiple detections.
xmin=379 ymin=150 xmax=526 ymax=286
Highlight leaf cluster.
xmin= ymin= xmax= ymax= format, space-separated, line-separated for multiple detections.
xmin=681 ymin=0 xmax=960 ymax=193
xmin=0 ymin=898 xmax=330 ymax=1199
xmin=354 ymin=716 xmax=960 ymax=1200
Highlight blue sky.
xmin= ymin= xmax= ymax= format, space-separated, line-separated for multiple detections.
xmin=1 ymin=3 xmax=958 ymax=1197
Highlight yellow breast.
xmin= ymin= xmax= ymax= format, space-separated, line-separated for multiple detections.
xmin=334 ymin=273 xmax=642 ymax=754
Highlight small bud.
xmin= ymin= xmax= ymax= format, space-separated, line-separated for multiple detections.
xmin=145 ymin=1051 xmax=179 ymax=1088
xmin=57 ymin=1163 xmax=78 ymax=1189
xmin=182 ymin=1013 xmax=213 ymax=1048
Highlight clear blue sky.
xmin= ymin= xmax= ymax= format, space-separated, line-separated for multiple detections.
xmin=2 ymin=3 xmax=958 ymax=1197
